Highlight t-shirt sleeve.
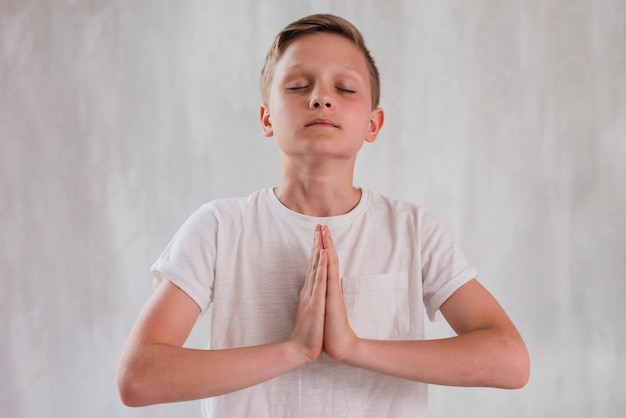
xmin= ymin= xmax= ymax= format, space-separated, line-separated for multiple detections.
xmin=150 ymin=205 xmax=217 ymax=313
xmin=420 ymin=210 xmax=477 ymax=322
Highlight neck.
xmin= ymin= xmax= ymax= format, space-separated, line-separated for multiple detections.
xmin=275 ymin=158 xmax=361 ymax=217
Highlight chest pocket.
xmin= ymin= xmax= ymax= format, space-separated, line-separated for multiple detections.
xmin=341 ymin=272 xmax=410 ymax=340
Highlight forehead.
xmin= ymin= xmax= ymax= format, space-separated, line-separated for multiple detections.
xmin=275 ymin=33 xmax=368 ymax=76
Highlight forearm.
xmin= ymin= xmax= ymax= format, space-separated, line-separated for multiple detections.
xmin=117 ymin=340 xmax=305 ymax=406
xmin=118 ymin=235 xmax=328 ymax=407
xmin=340 ymin=328 xmax=529 ymax=389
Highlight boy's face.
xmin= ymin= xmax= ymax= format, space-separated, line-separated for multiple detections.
xmin=260 ymin=33 xmax=383 ymax=162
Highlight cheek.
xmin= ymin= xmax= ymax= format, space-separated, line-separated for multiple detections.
xmin=348 ymin=108 xmax=374 ymax=128
xmin=275 ymin=102 xmax=301 ymax=123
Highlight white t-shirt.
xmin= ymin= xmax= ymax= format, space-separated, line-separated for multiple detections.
xmin=151 ymin=188 xmax=477 ymax=417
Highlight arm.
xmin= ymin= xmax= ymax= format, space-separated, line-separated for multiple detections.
xmin=117 ymin=228 xmax=329 ymax=406
xmin=321 ymin=226 xmax=530 ymax=389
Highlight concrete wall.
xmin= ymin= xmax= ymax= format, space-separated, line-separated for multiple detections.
xmin=1 ymin=1 xmax=624 ymax=417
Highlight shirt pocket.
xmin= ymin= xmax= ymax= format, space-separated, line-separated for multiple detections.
xmin=341 ymin=272 xmax=410 ymax=340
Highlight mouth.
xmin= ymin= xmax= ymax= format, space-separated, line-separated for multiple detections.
xmin=305 ymin=118 xmax=339 ymax=128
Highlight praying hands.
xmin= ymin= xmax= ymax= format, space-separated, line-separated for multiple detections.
xmin=288 ymin=225 xmax=357 ymax=364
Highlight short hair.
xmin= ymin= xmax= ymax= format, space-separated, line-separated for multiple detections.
xmin=260 ymin=14 xmax=381 ymax=109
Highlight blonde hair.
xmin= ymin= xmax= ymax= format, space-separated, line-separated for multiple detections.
xmin=260 ymin=14 xmax=381 ymax=108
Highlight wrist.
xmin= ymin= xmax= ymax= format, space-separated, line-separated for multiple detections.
xmin=327 ymin=334 xmax=361 ymax=364
xmin=282 ymin=338 xmax=319 ymax=368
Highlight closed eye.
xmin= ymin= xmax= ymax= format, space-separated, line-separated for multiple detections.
xmin=286 ymin=86 xmax=309 ymax=91
xmin=336 ymin=87 xmax=356 ymax=94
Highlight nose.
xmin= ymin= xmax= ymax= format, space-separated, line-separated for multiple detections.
xmin=312 ymin=101 xmax=332 ymax=109
xmin=309 ymin=86 xmax=334 ymax=110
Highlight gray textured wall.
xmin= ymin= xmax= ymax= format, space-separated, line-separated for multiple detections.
xmin=1 ymin=1 xmax=625 ymax=417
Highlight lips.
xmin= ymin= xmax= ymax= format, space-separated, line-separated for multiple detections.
xmin=305 ymin=118 xmax=338 ymax=128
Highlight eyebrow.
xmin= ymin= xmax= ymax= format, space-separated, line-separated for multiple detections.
xmin=281 ymin=64 xmax=365 ymax=80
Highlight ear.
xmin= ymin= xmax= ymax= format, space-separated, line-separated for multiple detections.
xmin=365 ymin=107 xmax=384 ymax=143
xmin=260 ymin=104 xmax=273 ymax=137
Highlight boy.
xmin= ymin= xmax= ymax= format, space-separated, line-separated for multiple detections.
xmin=117 ymin=13 xmax=529 ymax=417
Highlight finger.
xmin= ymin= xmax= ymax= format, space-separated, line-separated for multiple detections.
xmin=311 ymin=249 xmax=328 ymax=300
xmin=303 ymin=225 xmax=323 ymax=298
xmin=320 ymin=225 xmax=336 ymax=256
xmin=320 ymin=226 xmax=340 ymax=281
xmin=310 ymin=224 xmax=322 ymax=258
xmin=307 ymin=225 xmax=321 ymax=272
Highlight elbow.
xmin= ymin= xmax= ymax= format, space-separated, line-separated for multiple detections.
xmin=506 ymin=347 xmax=531 ymax=389
xmin=117 ymin=361 xmax=154 ymax=407
xmin=494 ymin=336 xmax=531 ymax=390
xmin=470 ymin=329 xmax=530 ymax=389
xmin=117 ymin=380 xmax=144 ymax=407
